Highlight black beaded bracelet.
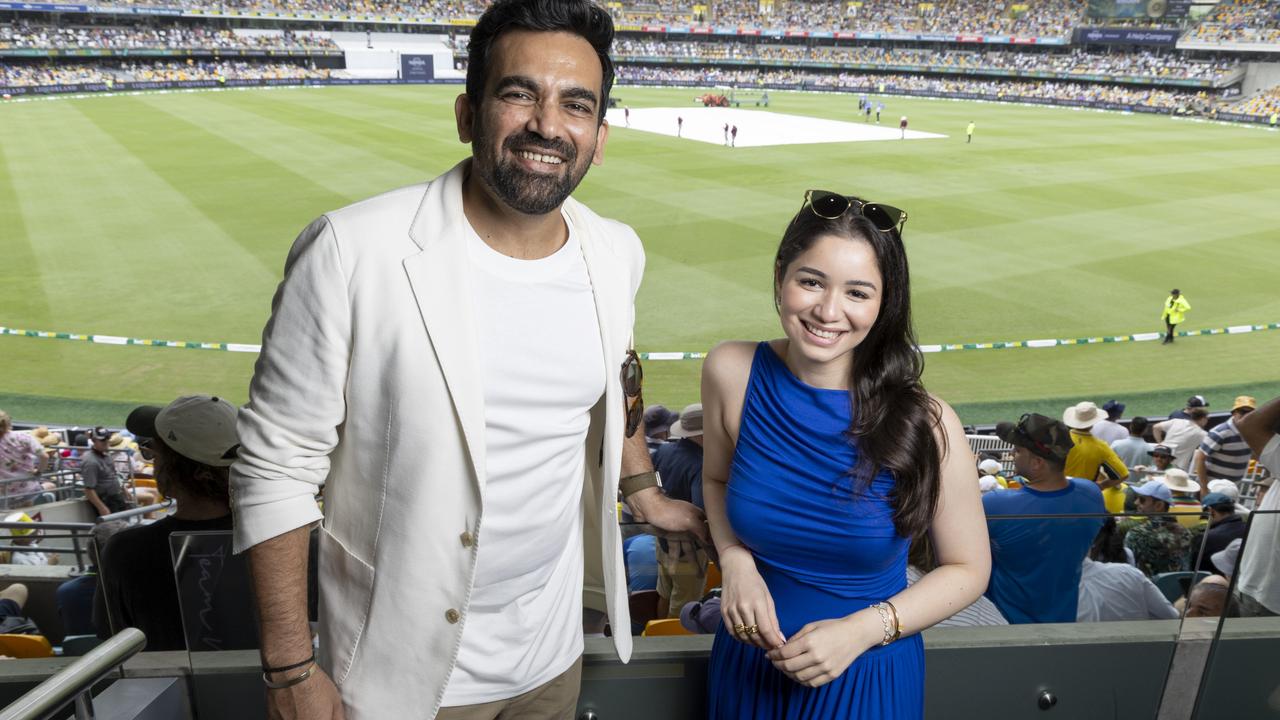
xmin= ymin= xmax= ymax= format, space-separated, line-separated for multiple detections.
xmin=262 ymin=653 xmax=316 ymax=675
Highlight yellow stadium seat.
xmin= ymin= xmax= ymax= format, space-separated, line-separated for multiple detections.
xmin=0 ymin=634 xmax=54 ymax=658
xmin=702 ymin=560 xmax=721 ymax=597
xmin=642 ymin=618 xmax=693 ymax=637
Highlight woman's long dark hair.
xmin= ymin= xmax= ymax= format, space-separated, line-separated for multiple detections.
xmin=774 ymin=204 xmax=943 ymax=539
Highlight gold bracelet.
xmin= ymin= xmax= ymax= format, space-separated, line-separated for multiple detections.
xmin=884 ymin=600 xmax=903 ymax=643
xmin=263 ymin=662 xmax=315 ymax=690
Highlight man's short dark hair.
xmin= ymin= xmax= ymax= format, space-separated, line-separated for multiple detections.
xmin=1188 ymin=407 xmax=1210 ymax=421
xmin=466 ymin=0 xmax=615 ymax=123
xmin=1129 ymin=416 xmax=1148 ymax=435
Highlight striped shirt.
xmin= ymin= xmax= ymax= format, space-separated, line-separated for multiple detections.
xmin=1199 ymin=418 xmax=1253 ymax=482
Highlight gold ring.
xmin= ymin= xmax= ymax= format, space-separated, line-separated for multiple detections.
xmin=745 ymin=625 xmax=759 ymax=636
xmin=734 ymin=624 xmax=748 ymax=634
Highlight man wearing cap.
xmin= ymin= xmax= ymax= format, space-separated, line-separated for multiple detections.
xmin=1123 ymin=480 xmax=1192 ymax=577
xmin=642 ymin=404 xmax=679 ymax=455
xmin=1234 ymin=394 xmax=1280 ymax=616
xmin=652 ymin=404 xmax=707 ymax=618
xmin=1091 ymin=400 xmax=1128 ymax=445
xmin=3 ymin=512 xmax=57 ymax=565
xmin=1131 ymin=443 xmax=1175 ymax=482
xmin=1063 ymin=401 xmax=1130 ymax=514
xmin=1194 ymin=493 xmax=1245 ymax=573
xmin=93 ymin=395 xmax=240 ymax=651
xmin=230 ymin=2 xmax=707 ymax=717
xmin=1193 ymin=396 xmax=1257 ymax=495
xmin=1169 ymin=394 xmax=1208 ymax=421
xmin=80 ymin=427 xmax=131 ymax=517
xmin=1161 ymin=288 xmax=1190 ymax=344
xmin=983 ymin=413 xmax=1106 ymax=624
xmin=1153 ymin=408 xmax=1211 ymax=471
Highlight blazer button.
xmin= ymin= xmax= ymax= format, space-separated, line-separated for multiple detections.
xmin=460 ymin=531 xmax=474 ymax=548
xmin=445 ymin=609 xmax=461 ymax=624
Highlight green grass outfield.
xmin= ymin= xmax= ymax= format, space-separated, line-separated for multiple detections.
xmin=2 ymin=84 xmax=1279 ymax=426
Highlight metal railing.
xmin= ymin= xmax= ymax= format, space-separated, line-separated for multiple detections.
xmin=99 ymin=500 xmax=173 ymax=524
xmin=0 ymin=628 xmax=146 ymax=720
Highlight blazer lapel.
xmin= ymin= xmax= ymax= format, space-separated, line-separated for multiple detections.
xmin=403 ymin=161 xmax=487 ymax=491
xmin=569 ymin=199 xmax=629 ymax=479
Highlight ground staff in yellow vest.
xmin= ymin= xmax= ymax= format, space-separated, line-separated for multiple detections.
xmin=1162 ymin=289 xmax=1191 ymax=345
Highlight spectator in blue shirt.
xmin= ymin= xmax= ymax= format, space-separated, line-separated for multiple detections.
xmin=984 ymin=413 xmax=1106 ymax=624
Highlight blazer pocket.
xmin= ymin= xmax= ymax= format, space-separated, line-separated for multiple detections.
xmin=317 ymin=526 xmax=376 ymax=686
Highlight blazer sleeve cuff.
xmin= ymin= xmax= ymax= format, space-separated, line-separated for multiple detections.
xmin=232 ymin=493 xmax=324 ymax=554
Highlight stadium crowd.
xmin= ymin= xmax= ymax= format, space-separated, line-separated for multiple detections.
xmin=59 ymin=0 xmax=485 ymax=17
xmin=631 ymin=396 xmax=1277 ymax=637
xmin=615 ymin=65 xmax=1218 ymax=110
xmin=0 ymin=22 xmax=337 ymax=51
xmin=0 ymin=59 xmax=328 ymax=87
xmin=612 ymin=0 xmax=1088 ymax=37
xmin=613 ymin=39 xmax=1238 ymax=82
xmin=3 ymin=391 xmax=1276 ymax=656
xmin=1186 ymin=0 xmax=1280 ymax=45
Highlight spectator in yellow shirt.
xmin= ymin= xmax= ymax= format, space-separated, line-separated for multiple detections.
xmin=1063 ymin=401 xmax=1130 ymax=513
xmin=1161 ymin=288 xmax=1191 ymax=345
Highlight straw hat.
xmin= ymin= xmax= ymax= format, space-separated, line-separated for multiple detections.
xmin=1162 ymin=468 xmax=1200 ymax=494
xmin=1063 ymin=401 xmax=1108 ymax=430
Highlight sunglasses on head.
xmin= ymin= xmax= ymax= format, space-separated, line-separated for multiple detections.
xmin=803 ymin=190 xmax=908 ymax=234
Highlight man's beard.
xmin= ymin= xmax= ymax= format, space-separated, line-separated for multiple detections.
xmin=472 ymin=124 xmax=593 ymax=216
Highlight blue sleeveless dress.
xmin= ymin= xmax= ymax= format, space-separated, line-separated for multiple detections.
xmin=707 ymin=343 xmax=924 ymax=719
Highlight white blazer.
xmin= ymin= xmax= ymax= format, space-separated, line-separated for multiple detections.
xmin=230 ymin=160 xmax=642 ymax=719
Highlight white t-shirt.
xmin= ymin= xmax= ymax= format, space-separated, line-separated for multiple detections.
xmin=442 ymin=217 xmax=605 ymax=706
xmin=1077 ymin=558 xmax=1179 ymax=622
xmin=1155 ymin=419 xmax=1206 ymax=471
xmin=1237 ymin=435 xmax=1280 ymax=614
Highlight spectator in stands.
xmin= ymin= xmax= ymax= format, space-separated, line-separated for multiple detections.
xmin=1169 ymin=394 xmax=1209 ymax=421
xmin=1206 ymin=478 xmax=1250 ymax=517
xmin=1160 ymin=288 xmax=1190 ymax=344
xmin=2 ymin=512 xmax=57 ymax=565
xmin=1077 ymin=517 xmax=1178 ymax=622
xmin=643 ymin=404 xmax=679 ymax=454
xmin=80 ymin=427 xmax=132 ymax=517
xmin=1091 ymin=400 xmax=1128 ymax=445
xmin=1063 ymin=401 xmax=1129 ymax=514
xmin=56 ymin=521 xmax=125 ymax=638
xmin=977 ymin=458 xmax=1007 ymax=491
xmin=1234 ymin=393 xmax=1280 ymax=617
xmin=1196 ymin=492 xmax=1245 ymax=573
xmin=653 ymin=404 xmax=708 ymax=618
xmin=1112 ymin=416 xmax=1152 ymax=478
xmin=94 ymin=395 xmax=238 ymax=650
xmin=0 ymin=583 xmax=41 ymax=636
xmin=0 ymin=410 xmax=49 ymax=509
xmin=1123 ymin=481 xmax=1191 ymax=577
xmin=1133 ymin=443 xmax=1176 ymax=481
xmin=1163 ymin=468 xmax=1206 ymax=528
xmin=984 ymin=413 xmax=1105 ymax=624
xmin=1185 ymin=575 xmax=1233 ymax=618
xmin=1194 ymin=395 xmax=1256 ymax=494
xmin=230 ymin=1 xmax=707 ymax=717
xmin=1153 ymin=407 xmax=1211 ymax=470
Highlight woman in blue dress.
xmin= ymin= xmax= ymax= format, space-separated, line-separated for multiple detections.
xmin=701 ymin=191 xmax=992 ymax=719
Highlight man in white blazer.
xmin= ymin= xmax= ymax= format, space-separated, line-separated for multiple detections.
xmin=230 ymin=1 xmax=707 ymax=718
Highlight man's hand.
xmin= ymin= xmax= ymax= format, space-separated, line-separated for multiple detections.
xmin=626 ymin=486 xmax=709 ymax=544
xmin=267 ymin=668 xmax=345 ymax=720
